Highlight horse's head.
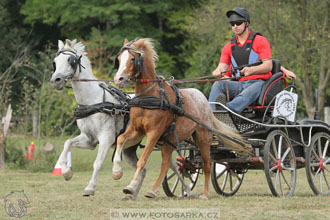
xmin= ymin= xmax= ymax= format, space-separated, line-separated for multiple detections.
xmin=114 ymin=38 xmax=158 ymax=87
xmin=50 ymin=39 xmax=84 ymax=90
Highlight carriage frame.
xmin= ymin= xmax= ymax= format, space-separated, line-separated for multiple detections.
xmin=162 ymin=61 xmax=330 ymax=198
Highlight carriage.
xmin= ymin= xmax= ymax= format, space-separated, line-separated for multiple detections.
xmin=162 ymin=59 xmax=330 ymax=198
xmin=52 ymin=39 xmax=329 ymax=199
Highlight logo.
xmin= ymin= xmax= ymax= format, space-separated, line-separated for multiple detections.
xmin=272 ymin=91 xmax=298 ymax=122
xmin=4 ymin=190 xmax=30 ymax=218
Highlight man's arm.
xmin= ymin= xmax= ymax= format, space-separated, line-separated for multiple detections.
xmin=212 ymin=63 xmax=230 ymax=78
xmin=240 ymin=59 xmax=272 ymax=76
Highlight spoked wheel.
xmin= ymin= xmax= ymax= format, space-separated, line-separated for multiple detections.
xmin=306 ymin=132 xmax=330 ymax=196
xmin=264 ymin=129 xmax=296 ymax=197
xmin=211 ymin=162 xmax=244 ymax=196
xmin=162 ymin=147 xmax=200 ymax=197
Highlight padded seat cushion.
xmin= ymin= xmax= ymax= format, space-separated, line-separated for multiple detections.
xmin=257 ymin=72 xmax=284 ymax=106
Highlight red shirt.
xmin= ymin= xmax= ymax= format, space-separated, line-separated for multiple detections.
xmin=220 ymin=30 xmax=272 ymax=81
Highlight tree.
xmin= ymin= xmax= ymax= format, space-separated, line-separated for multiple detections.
xmin=0 ymin=0 xmax=32 ymax=114
xmin=21 ymin=0 xmax=203 ymax=79
xmin=252 ymin=0 xmax=330 ymax=119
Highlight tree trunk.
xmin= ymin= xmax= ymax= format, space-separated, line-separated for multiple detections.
xmin=32 ymin=110 xmax=38 ymax=137
xmin=325 ymin=107 xmax=330 ymax=124
xmin=0 ymin=132 xmax=4 ymax=169
xmin=0 ymin=105 xmax=12 ymax=169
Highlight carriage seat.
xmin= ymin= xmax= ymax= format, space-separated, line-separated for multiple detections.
xmin=248 ymin=59 xmax=286 ymax=108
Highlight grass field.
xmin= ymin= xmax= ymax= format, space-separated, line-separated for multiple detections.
xmin=1 ymin=137 xmax=329 ymax=220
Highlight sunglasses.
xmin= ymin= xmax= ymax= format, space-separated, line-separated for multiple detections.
xmin=230 ymin=21 xmax=244 ymax=26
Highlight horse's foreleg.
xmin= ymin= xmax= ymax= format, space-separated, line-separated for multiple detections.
xmin=83 ymin=135 xmax=114 ymax=196
xmin=112 ymin=126 xmax=142 ymax=180
xmin=144 ymin=145 xmax=173 ymax=198
xmin=59 ymin=139 xmax=74 ymax=180
xmin=123 ymin=133 xmax=159 ymax=195
xmin=60 ymin=134 xmax=96 ymax=181
xmin=121 ymin=145 xmax=146 ymax=200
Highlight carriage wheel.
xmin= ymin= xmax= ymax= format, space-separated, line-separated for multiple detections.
xmin=211 ymin=162 xmax=244 ymax=196
xmin=162 ymin=147 xmax=200 ymax=197
xmin=305 ymin=132 xmax=330 ymax=196
xmin=264 ymin=129 xmax=296 ymax=197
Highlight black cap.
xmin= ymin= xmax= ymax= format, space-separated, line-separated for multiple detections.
xmin=226 ymin=7 xmax=250 ymax=23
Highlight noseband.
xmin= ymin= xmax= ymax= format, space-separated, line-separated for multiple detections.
xmin=115 ymin=40 xmax=145 ymax=82
xmin=54 ymin=49 xmax=85 ymax=82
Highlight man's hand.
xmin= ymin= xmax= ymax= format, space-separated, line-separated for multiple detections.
xmin=240 ymin=66 xmax=254 ymax=76
xmin=281 ymin=66 xmax=296 ymax=79
xmin=212 ymin=68 xmax=222 ymax=77
xmin=212 ymin=63 xmax=230 ymax=78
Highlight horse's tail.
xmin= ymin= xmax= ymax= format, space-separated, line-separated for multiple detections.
xmin=211 ymin=114 xmax=253 ymax=156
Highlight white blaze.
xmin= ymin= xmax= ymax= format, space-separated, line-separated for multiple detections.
xmin=114 ymin=50 xmax=129 ymax=84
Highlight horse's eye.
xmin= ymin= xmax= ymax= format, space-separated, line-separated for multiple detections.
xmin=52 ymin=61 xmax=56 ymax=72
xmin=131 ymin=58 xmax=135 ymax=63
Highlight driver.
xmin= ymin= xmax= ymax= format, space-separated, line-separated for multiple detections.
xmin=208 ymin=7 xmax=296 ymax=113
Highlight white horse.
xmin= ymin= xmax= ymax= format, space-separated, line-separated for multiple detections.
xmin=50 ymin=39 xmax=146 ymax=199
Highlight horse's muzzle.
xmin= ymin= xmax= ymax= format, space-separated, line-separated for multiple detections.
xmin=114 ymin=75 xmax=128 ymax=88
xmin=50 ymin=73 xmax=67 ymax=90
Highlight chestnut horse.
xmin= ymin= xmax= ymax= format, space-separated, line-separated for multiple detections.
xmin=113 ymin=38 xmax=248 ymax=199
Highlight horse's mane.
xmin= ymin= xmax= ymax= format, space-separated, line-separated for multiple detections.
xmin=133 ymin=38 xmax=159 ymax=68
xmin=64 ymin=39 xmax=88 ymax=57
xmin=62 ymin=39 xmax=91 ymax=68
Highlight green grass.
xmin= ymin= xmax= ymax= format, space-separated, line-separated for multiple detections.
xmin=1 ymin=136 xmax=330 ymax=219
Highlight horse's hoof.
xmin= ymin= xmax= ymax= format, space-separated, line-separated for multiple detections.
xmin=123 ymin=186 xmax=134 ymax=195
xmin=63 ymin=169 xmax=73 ymax=181
xmin=83 ymin=189 xmax=95 ymax=197
xmin=112 ymin=170 xmax=123 ymax=180
xmin=121 ymin=194 xmax=136 ymax=201
xmin=199 ymin=194 xmax=209 ymax=200
xmin=187 ymin=191 xmax=196 ymax=198
xmin=144 ymin=191 xmax=157 ymax=199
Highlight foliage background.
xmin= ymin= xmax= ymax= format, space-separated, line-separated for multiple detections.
xmin=0 ymin=0 xmax=329 ymax=137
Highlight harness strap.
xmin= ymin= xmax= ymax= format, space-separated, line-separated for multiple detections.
xmin=74 ymin=83 xmax=131 ymax=141
xmin=158 ymin=80 xmax=182 ymax=155
xmin=129 ymin=78 xmax=185 ymax=156
xmin=135 ymin=81 xmax=158 ymax=97
xmin=56 ymin=50 xmax=85 ymax=80
xmin=74 ymin=102 xmax=129 ymax=119
xmin=129 ymin=96 xmax=185 ymax=115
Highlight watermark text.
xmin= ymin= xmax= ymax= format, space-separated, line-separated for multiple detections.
xmin=110 ymin=208 xmax=220 ymax=220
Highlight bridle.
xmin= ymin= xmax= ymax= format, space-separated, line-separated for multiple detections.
xmin=53 ymin=49 xmax=85 ymax=82
xmin=114 ymin=40 xmax=145 ymax=82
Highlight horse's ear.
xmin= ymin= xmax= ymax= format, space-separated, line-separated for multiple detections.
xmin=65 ymin=39 xmax=72 ymax=48
xmin=58 ymin=40 xmax=64 ymax=51
xmin=123 ymin=39 xmax=129 ymax=45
